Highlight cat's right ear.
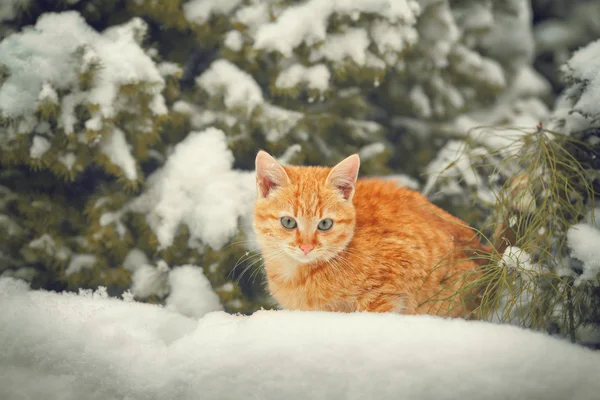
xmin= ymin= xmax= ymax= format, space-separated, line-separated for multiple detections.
xmin=327 ymin=154 xmax=360 ymax=201
xmin=255 ymin=150 xmax=290 ymax=198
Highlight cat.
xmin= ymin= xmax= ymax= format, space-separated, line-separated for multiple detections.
xmin=253 ymin=150 xmax=493 ymax=317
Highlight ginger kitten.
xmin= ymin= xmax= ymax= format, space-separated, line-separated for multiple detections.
xmin=253 ymin=150 xmax=491 ymax=317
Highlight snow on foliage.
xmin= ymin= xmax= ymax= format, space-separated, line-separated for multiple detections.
xmin=130 ymin=127 xmax=256 ymax=250
xmin=558 ymin=38 xmax=600 ymax=124
xmin=197 ymin=59 xmax=264 ymax=113
xmin=0 ymin=12 xmax=165 ymax=120
xmin=1 ymin=276 xmax=599 ymax=400
xmin=252 ymin=0 xmax=419 ymax=57
xmin=0 ymin=11 xmax=167 ymax=182
xmin=568 ymin=223 xmax=600 ymax=285
xmin=165 ymin=265 xmax=223 ymax=318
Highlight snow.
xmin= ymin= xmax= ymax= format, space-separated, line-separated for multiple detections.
xmin=165 ymin=265 xmax=223 ymax=318
xmin=183 ymin=0 xmax=243 ymax=25
xmin=567 ymin=223 xmax=600 ymax=285
xmin=59 ymin=153 xmax=76 ymax=170
xmin=258 ymin=103 xmax=303 ymax=142
xmin=99 ymin=128 xmax=138 ymax=180
xmin=65 ymin=254 xmax=97 ymax=276
xmin=131 ymin=260 xmax=169 ymax=298
xmin=358 ymin=142 xmax=385 ymax=160
xmin=561 ymin=38 xmax=600 ymax=120
xmin=0 ymin=12 xmax=166 ymax=124
xmin=29 ymin=135 xmax=51 ymax=159
xmin=1 ymin=276 xmax=600 ymax=400
xmin=130 ymin=127 xmax=256 ymax=250
xmin=38 ymin=82 xmax=58 ymax=103
xmin=370 ymin=20 xmax=418 ymax=55
xmin=311 ymin=28 xmax=370 ymax=66
xmin=253 ymin=0 xmax=420 ymax=57
xmin=501 ymin=246 xmax=541 ymax=278
xmin=275 ymin=64 xmax=330 ymax=92
xmin=196 ymin=59 xmax=263 ymax=114
xmin=122 ymin=248 xmax=149 ymax=272
xmin=223 ymin=30 xmax=243 ymax=51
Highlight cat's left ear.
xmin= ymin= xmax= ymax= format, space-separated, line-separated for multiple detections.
xmin=327 ymin=154 xmax=360 ymax=201
xmin=255 ymin=150 xmax=290 ymax=198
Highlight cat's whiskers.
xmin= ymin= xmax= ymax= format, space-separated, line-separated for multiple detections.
xmin=229 ymin=251 xmax=263 ymax=280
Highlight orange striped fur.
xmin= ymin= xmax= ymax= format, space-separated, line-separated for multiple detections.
xmin=253 ymin=151 xmax=490 ymax=317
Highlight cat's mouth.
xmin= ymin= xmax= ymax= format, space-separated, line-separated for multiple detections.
xmin=287 ymin=248 xmax=322 ymax=264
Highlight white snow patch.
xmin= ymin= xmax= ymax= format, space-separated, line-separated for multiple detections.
xmin=560 ymin=38 xmax=600 ymax=120
xmin=99 ymin=128 xmax=137 ymax=180
xmin=58 ymin=153 xmax=76 ymax=170
xmin=131 ymin=260 xmax=170 ymax=299
xmin=223 ymin=30 xmax=243 ymax=51
xmin=253 ymin=0 xmax=419 ymax=57
xmin=165 ymin=265 xmax=223 ymax=319
xmin=29 ymin=136 xmax=51 ymax=159
xmin=196 ymin=59 xmax=263 ymax=114
xmin=38 ymin=82 xmax=58 ymax=103
xmin=183 ymin=0 xmax=243 ymax=25
xmin=122 ymin=248 xmax=149 ymax=272
xmin=358 ymin=142 xmax=385 ymax=160
xmin=65 ymin=254 xmax=97 ymax=276
xmin=311 ymin=28 xmax=370 ymax=66
xmin=568 ymin=223 xmax=600 ymax=285
xmin=501 ymin=246 xmax=541 ymax=279
xmin=275 ymin=64 xmax=330 ymax=92
xmin=0 ymin=12 xmax=166 ymax=126
xmin=1 ymin=276 xmax=599 ymax=400
xmin=130 ymin=127 xmax=256 ymax=250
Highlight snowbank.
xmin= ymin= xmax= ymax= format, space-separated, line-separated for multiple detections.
xmin=1 ymin=277 xmax=599 ymax=400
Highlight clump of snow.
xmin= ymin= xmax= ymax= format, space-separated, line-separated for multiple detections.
xmin=165 ymin=265 xmax=223 ymax=319
xmin=560 ymin=38 xmax=600 ymax=121
xmin=1 ymin=276 xmax=600 ymax=400
xmin=99 ymin=128 xmax=137 ymax=180
xmin=122 ymin=248 xmax=149 ymax=272
xmin=275 ymin=64 xmax=330 ymax=92
xmin=183 ymin=0 xmax=243 ymax=25
xmin=253 ymin=0 xmax=419 ymax=57
xmin=157 ymin=61 xmax=182 ymax=77
xmin=423 ymin=140 xmax=480 ymax=197
xmin=358 ymin=142 xmax=386 ymax=161
xmin=37 ymin=82 xmax=58 ymax=104
xmin=26 ymin=234 xmax=70 ymax=261
xmin=58 ymin=152 xmax=77 ymax=170
xmin=131 ymin=260 xmax=170 ymax=298
xmin=258 ymin=103 xmax=304 ymax=142
xmin=567 ymin=223 xmax=600 ymax=285
xmin=223 ymin=30 xmax=243 ymax=51
xmin=130 ymin=127 xmax=256 ymax=250
xmin=65 ymin=254 xmax=97 ymax=276
xmin=0 ymin=12 xmax=165 ymax=120
xmin=196 ymin=59 xmax=263 ymax=114
xmin=311 ymin=28 xmax=371 ymax=66
xmin=29 ymin=136 xmax=51 ymax=159
xmin=501 ymin=246 xmax=541 ymax=279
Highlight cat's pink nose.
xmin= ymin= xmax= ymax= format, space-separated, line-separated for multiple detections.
xmin=299 ymin=244 xmax=314 ymax=255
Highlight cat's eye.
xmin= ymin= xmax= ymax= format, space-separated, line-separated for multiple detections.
xmin=280 ymin=217 xmax=297 ymax=229
xmin=317 ymin=219 xmax=333 ymax=231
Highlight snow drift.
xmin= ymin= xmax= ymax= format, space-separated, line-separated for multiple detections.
xmin=1 ymin=277 xmax=598 ymax=400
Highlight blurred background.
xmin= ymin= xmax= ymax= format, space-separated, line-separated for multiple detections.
xmin=0 ymin=0 xmax=599 ymax=346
